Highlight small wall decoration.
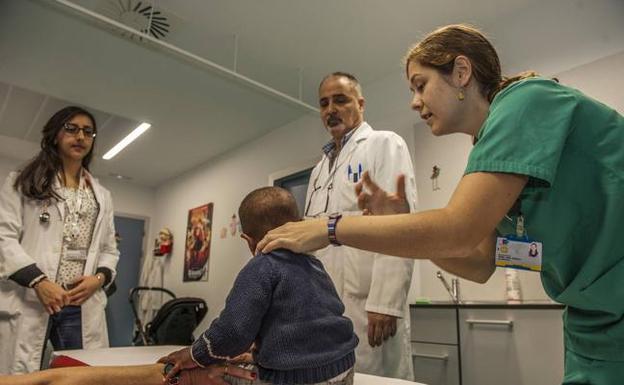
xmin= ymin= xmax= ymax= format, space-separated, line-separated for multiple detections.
xmin=183 ymin=203 xmax=214 ymax=282
xmin=229 ymin=214 xmax=239 ymax=236
xmin=153 ymin=227 xmax=173 ymax=257
xmin=220 ymin=227 xmax=228 ymax=239
xmin=430 ymin=165 xmax=441 ymax=191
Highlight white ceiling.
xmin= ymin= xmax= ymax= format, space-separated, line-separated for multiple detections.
xmin=0 ymin=80 xmax=141 ymax=178
xmin=0 ymin=0 xmax=622 ymax=186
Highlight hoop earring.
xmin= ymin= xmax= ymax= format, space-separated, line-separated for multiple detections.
xmin=457 ymin=88 xmax=465 ymax=101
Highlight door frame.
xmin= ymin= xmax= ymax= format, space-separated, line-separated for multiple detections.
xmin=113 ymin=211 xmax=150 ymax=274
xmin=268 ymin=157 xmax=319 ymax=186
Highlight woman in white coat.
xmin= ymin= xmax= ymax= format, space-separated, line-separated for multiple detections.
xmin=0 ymin=106 xmax=119 ymax=374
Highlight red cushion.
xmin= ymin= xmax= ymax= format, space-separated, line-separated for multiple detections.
xmin=49 ymin=355 xmax=89 ymax=368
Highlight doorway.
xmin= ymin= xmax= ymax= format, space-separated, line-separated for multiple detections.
xmin=273 ymin=167 xmax=313 ymax=216
xmin=106 ymin=216 xmax=145 ymax=347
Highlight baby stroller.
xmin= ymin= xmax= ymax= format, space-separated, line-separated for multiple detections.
xmin=129 ymin=286 xmax=208 ymax=346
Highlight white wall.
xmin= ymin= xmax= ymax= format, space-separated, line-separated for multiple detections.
xmin=153 ymin=50 xmax=624 ymax=332
xmin=92 ymin=177 xmax=155 ymax=221
xmin=555 ymin=51 xmax=624 ymax=113
xmin=0 ymin=155 xmax=21 ymax=183
xmin=98 ymin=176 xmax=157 ymax=264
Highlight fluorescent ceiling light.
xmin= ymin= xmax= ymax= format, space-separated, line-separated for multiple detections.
xmin=108 ymin=172 xmax=133 ymax=180
xmin=102 ymin=122 xmax=151 ymax=160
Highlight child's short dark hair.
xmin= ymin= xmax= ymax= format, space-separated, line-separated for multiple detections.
xmin=238 ymin=187 xmax=300 ymax=240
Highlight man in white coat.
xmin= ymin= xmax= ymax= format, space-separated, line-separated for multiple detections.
xmin=305 ymin=72 xmax=417 ymax=380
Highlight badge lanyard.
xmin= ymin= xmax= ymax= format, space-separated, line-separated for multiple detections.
xmin=496 ymin=199 xmax=543 ymax=272
xmin=62 ymin=173 xmax=90 ymax=262
xmin=64 ymin=177 xmax=87 ymax=244
xmin=514 ymin=214 xmax=527 ymax=240
xmin=65 ymin=187 xmax=85 ymax=242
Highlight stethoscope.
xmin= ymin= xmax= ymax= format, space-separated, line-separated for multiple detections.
xmin=39 ymin=200 xmax=51 ymax=224
xmin=304 ymin=156 xmax=331 ymax=217
xmin=38 ymin=174 xmax=88 ymax=225
xmin=304 ymin=144 xmax=358 ymax=218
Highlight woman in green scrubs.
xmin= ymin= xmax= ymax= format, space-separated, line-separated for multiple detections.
xmin=257 ymin=24 xmax=624 ymax=383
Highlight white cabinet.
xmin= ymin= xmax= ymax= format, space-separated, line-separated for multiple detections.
xmin=411 ymin=307 xmax=458 ymax=344
xmin=410 ymin=304 xmax=564 ymax=385
xmin=412 ymin=342 xmax=460 ymax=385
xmin=459 ymin=308 xmax=564 ymax=385
xmin=410 ymin=307 xmax=460 ymax=385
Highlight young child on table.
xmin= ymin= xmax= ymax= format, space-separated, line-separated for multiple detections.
xmin=160 ymin=186 xmax=358 ymax=385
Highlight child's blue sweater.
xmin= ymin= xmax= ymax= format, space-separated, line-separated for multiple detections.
xmin=191 ymin=249 xmax=358 ymax=384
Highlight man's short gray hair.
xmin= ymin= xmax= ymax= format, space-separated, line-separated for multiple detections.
xmin=319 ymin=71 xmax=363 ymax=97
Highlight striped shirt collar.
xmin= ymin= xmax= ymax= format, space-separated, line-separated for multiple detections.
xmin=322 ymin=127 xmax=358 ymax=160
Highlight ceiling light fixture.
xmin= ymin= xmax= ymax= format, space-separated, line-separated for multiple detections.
xmin=108 ymin=173 xmax=133 ymax=180
xmin=103 ymin=122 xmax=151 ymax=160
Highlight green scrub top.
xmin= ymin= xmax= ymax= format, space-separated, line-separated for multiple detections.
xmin=465 ymin=77 xmax=624 ymax=361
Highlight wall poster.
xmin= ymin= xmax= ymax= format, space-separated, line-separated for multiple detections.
xmin=183 ymin=203 xmax=213 ymax=282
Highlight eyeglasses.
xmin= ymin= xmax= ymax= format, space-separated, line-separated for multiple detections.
xmin=63 ymin=123 xmax=97 ymax=138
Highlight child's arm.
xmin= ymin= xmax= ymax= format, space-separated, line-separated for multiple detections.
xmin=190 ymin=256 xmax=274 ymax=367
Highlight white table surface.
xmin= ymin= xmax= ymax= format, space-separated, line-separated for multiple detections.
xmin=53 ymin=346 xmax=426 ymax=384
xmin=53 ymin=345 xmax=184 ymax=366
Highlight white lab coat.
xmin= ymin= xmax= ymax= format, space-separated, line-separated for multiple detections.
xmin=305 ymin=122 xmax=417 ymax=380
xmin=0 ymin=171 xmax=119 ymax=374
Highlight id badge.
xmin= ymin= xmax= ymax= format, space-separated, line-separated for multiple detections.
xmin=65 ymin=248 xmax=88 ymax=261
xmin=495 ymin=236 xmax=542 ymax=272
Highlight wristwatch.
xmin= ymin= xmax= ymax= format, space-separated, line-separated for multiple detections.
xmin=327 ymin=213 xmax=343 ymax=246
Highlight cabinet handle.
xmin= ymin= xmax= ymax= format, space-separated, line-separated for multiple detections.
xmin=412 ymin=352 xmax=449 ymax=361
xmin=465 ymin=319 xmax=514 ymax=328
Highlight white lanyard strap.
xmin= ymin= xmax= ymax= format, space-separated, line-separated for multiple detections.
xmin=62 ymin=170 xmax=89 ymax=244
